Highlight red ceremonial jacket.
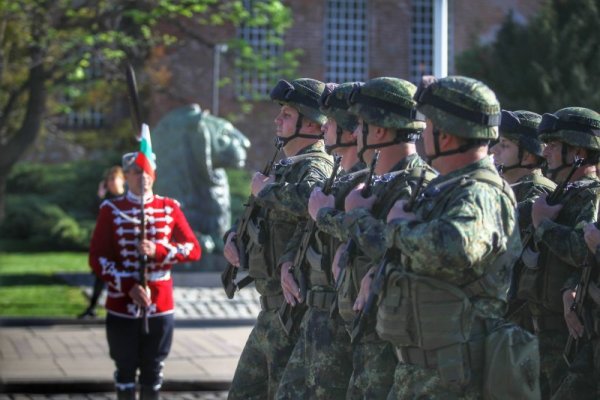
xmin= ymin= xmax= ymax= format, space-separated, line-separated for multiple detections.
xmin=89 ymin=191 xmax=201 ymax=318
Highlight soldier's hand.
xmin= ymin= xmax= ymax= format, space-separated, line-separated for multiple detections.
xmin=129 ymin=283 xmax=152 ymax=308
xmin=251 ymin=172 xmax=274 ymax=196
xmin=563 ymin=289 xmax=584 ymax=339
xmin=138 ymin=239 xmax=156 ymax=258
xmin=353 ymin=266 xmax=376 ymax=312
xmin=532 ymin=194 xmax=562 ymax=228
xmin=223 ymin=232 xmax=240 ymax=267
xmin=308 ymin=187 xmax=334 ymax=221
xmin=583 ymin=223 xmax=600 ymax=253
xmin=345 ymin=184 xmax=376 ymax=211
xmin=387 ymin=199 xmax=416 ymax=223
xmin=280 ymin=261 xmax=302 ymax=305
xmin=332 ymin=243 xmax=347 ymax=282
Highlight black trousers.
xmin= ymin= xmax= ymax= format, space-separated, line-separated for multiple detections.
xmin=106 ymin=313 xmax=174 ymax=388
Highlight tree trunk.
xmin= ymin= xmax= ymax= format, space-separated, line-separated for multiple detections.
xmin=0 ymin=49 xmax=47 ymax=225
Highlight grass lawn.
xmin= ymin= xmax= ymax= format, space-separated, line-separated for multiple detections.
xmin=0 ymin=250 xmax=94 ymax=317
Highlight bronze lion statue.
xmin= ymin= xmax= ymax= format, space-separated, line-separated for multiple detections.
xmin=152 ymin=104 xmax=250 ymax=264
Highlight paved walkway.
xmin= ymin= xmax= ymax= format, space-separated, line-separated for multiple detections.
xmin=0 ymin=272 xmax=259 ymax=395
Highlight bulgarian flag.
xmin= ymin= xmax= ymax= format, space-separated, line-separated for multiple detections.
xmin=135 ymin=123 xmax=156 ymax=180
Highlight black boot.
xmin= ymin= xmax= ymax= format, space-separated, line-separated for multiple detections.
xmin=116 ymin=387 xmax=136 ymax=400
xmin=140 ymin=385 xmax=160 ymax=400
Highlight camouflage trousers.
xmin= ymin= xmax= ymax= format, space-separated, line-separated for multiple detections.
xmin=228 ymin=308 xmax=298 ymax=400
xmin=346 ymin=336 xmax=396 ymax=400
xmin=536 ymin=329 xmax=569 ymax=399
xmin=387 ymin=362 xmax=482 ymax=400
xmin=275 ymin=306 xmax=353 ymax=399
xmin=551 ymin=339 xmax=597 ymax=400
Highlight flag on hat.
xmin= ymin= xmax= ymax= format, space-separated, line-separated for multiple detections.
xmin=134 ymin=123 xmax=156 ymax=180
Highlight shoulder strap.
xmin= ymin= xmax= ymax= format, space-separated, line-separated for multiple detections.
xmin=530 ymin=173 xmax=557 ymax=191
xmin=468 ymin=169 xmax=517 ymax=207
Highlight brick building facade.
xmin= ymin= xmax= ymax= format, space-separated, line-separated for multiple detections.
xmin=147 ymin=0 xmax=542 ymax=170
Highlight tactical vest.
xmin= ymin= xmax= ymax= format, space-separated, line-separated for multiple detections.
xmin=517 ymin=179 xmax=600 ymax=314
xmin=246 ymin=152 xmax=333 ymax=295
xmin=337 ymin=166 xmax=436 ymax=325
xmin=376 ymin=168 xmax=517 ymax=347
xmin=306 ymin=168 xmax=370 ymax=290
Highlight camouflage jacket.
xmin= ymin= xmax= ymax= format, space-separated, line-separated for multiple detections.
xmin=511 ymin=170 xmax=556 ymax=236
xmin=385 ymin=156 xmax=521 ymax=318
xmin=527 ymin=174 xmax=600 ymax=313
xmin=316 ymin=153 xmax=430 ymax=262
xmin=277 ymin=161 xmax=368 ymax=289
xmin=249 ymin=141 xmax=333 ymax=296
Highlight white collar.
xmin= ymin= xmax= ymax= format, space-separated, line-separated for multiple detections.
xmin=126 ymin=191 xmax=154 ymax=204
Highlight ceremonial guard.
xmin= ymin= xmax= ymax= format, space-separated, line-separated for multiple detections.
xmin=89 ymin=145 xmax=201 ymax=400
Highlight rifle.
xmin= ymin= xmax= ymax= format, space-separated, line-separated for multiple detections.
xmin=507 ymin=156 xmax=585 ymax=309
xmin=350 ymin=167 xmax=428 ymax=343
xmin=563 ymin=200 xmax=600 ymax=366
xmin=125 ymin=63 xmax=150 ymax=334
xmin=278 ymin=154 xmax=342 ymax=335
xmin=329 ymin=150 xmax=380 ymax=318
xmin=221 ymin=139 xmax=283 ymax=299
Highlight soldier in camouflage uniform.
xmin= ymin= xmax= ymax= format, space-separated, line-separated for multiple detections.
xmin=223 ymin=78 xmax=333 ymax=400
xmin=490 ymin=110 xmax=556 ymax=331
xmin=522 ymin=107 xmax=600 ymax=399
xmin=275 ymin=82 xmax=364 ymax=399
xmin=309 ymin=77 xmax=433 ymax=399
xmin=381 ymin=76 xmax=534 ymax=399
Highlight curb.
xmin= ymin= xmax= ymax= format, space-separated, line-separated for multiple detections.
xmin=0 ymin=317 xmax=256 ymax=328
xmin=0 ymin=380 xmax=231 ymax=394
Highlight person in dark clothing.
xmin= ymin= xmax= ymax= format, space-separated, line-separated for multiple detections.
xmin=78 ymin=166 xmax=125 ymax=319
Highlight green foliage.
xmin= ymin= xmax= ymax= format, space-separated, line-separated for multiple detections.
xmin=0 ymin=159 xmax=115 ymax=250
xmin=226 ymin=167 xmax=251 ymax=222
xmin=456 ymin=0 xmax=600 ymax=113
xmin=1 ymin=195 xmax=90 ymax=250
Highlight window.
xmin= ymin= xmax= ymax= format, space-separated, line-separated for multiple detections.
xmin=325 ymin=0 xmax=368 ymax=83
xmin=235 ymin=0 xmax=283 ymax=99
xmin=410 ymin=0 xmax=454 ymax=83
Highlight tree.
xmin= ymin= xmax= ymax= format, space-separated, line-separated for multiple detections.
xmin=0 ymin=0 xmax=295 ymax=222
xmin=456 ymin=0 xmax=600 ymax=114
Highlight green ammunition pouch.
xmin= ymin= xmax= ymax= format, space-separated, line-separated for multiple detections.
xmin=395 ymin=319 xmax=540 ymax=398
xmin=517 ymin=183 xmax=600 ymax=313
xmin=306 ymin=231 xmax=332 ymax=287
xmin=306 ymin=289 xmax=337 ymax=310
xmin=247 ymin=217 xmax=270 ymax=279
xmin=483 ymin=321 xmax=540 ymax=399
xmin=376 ymin=269 xmax=474 ymax=349
xmin=338 ymin=254 xmax=372 ymax=324
xmin=260 ymin=294 xmax=285 ymax=311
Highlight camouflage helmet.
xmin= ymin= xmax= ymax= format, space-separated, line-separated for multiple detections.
xmin=270 ymin=78 xmax=327 ymax=125
xmin=347 ymin=77 xmax=426 ymax=131
xmin=319 ymin=82 xmax=362 ymax=132
xmin=414 ymin=75 xmax=501 ymax=139
xmin=500 ymin=110 xmax=544 ymax=157
xmin=538 ymin=107 xmax=600 ymax=150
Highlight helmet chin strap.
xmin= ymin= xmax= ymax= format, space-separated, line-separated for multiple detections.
xmin=426 ymin=128 xmax=485 ymax=163
xmin=357 ymin=122 xmax=421 ymax=163
xmin=498 ymin=149 xmax=541 ymax=174
xmin=546 ymin=142 xmax=575 ymax=181
xmin=277 ymin=113 xmax=323 ymax=147
xmin=326 ymin=126 xmax=356 ymax=154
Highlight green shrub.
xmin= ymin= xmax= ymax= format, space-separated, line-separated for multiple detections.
xmin=0 ymin=195 xmax=91 ymax=250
